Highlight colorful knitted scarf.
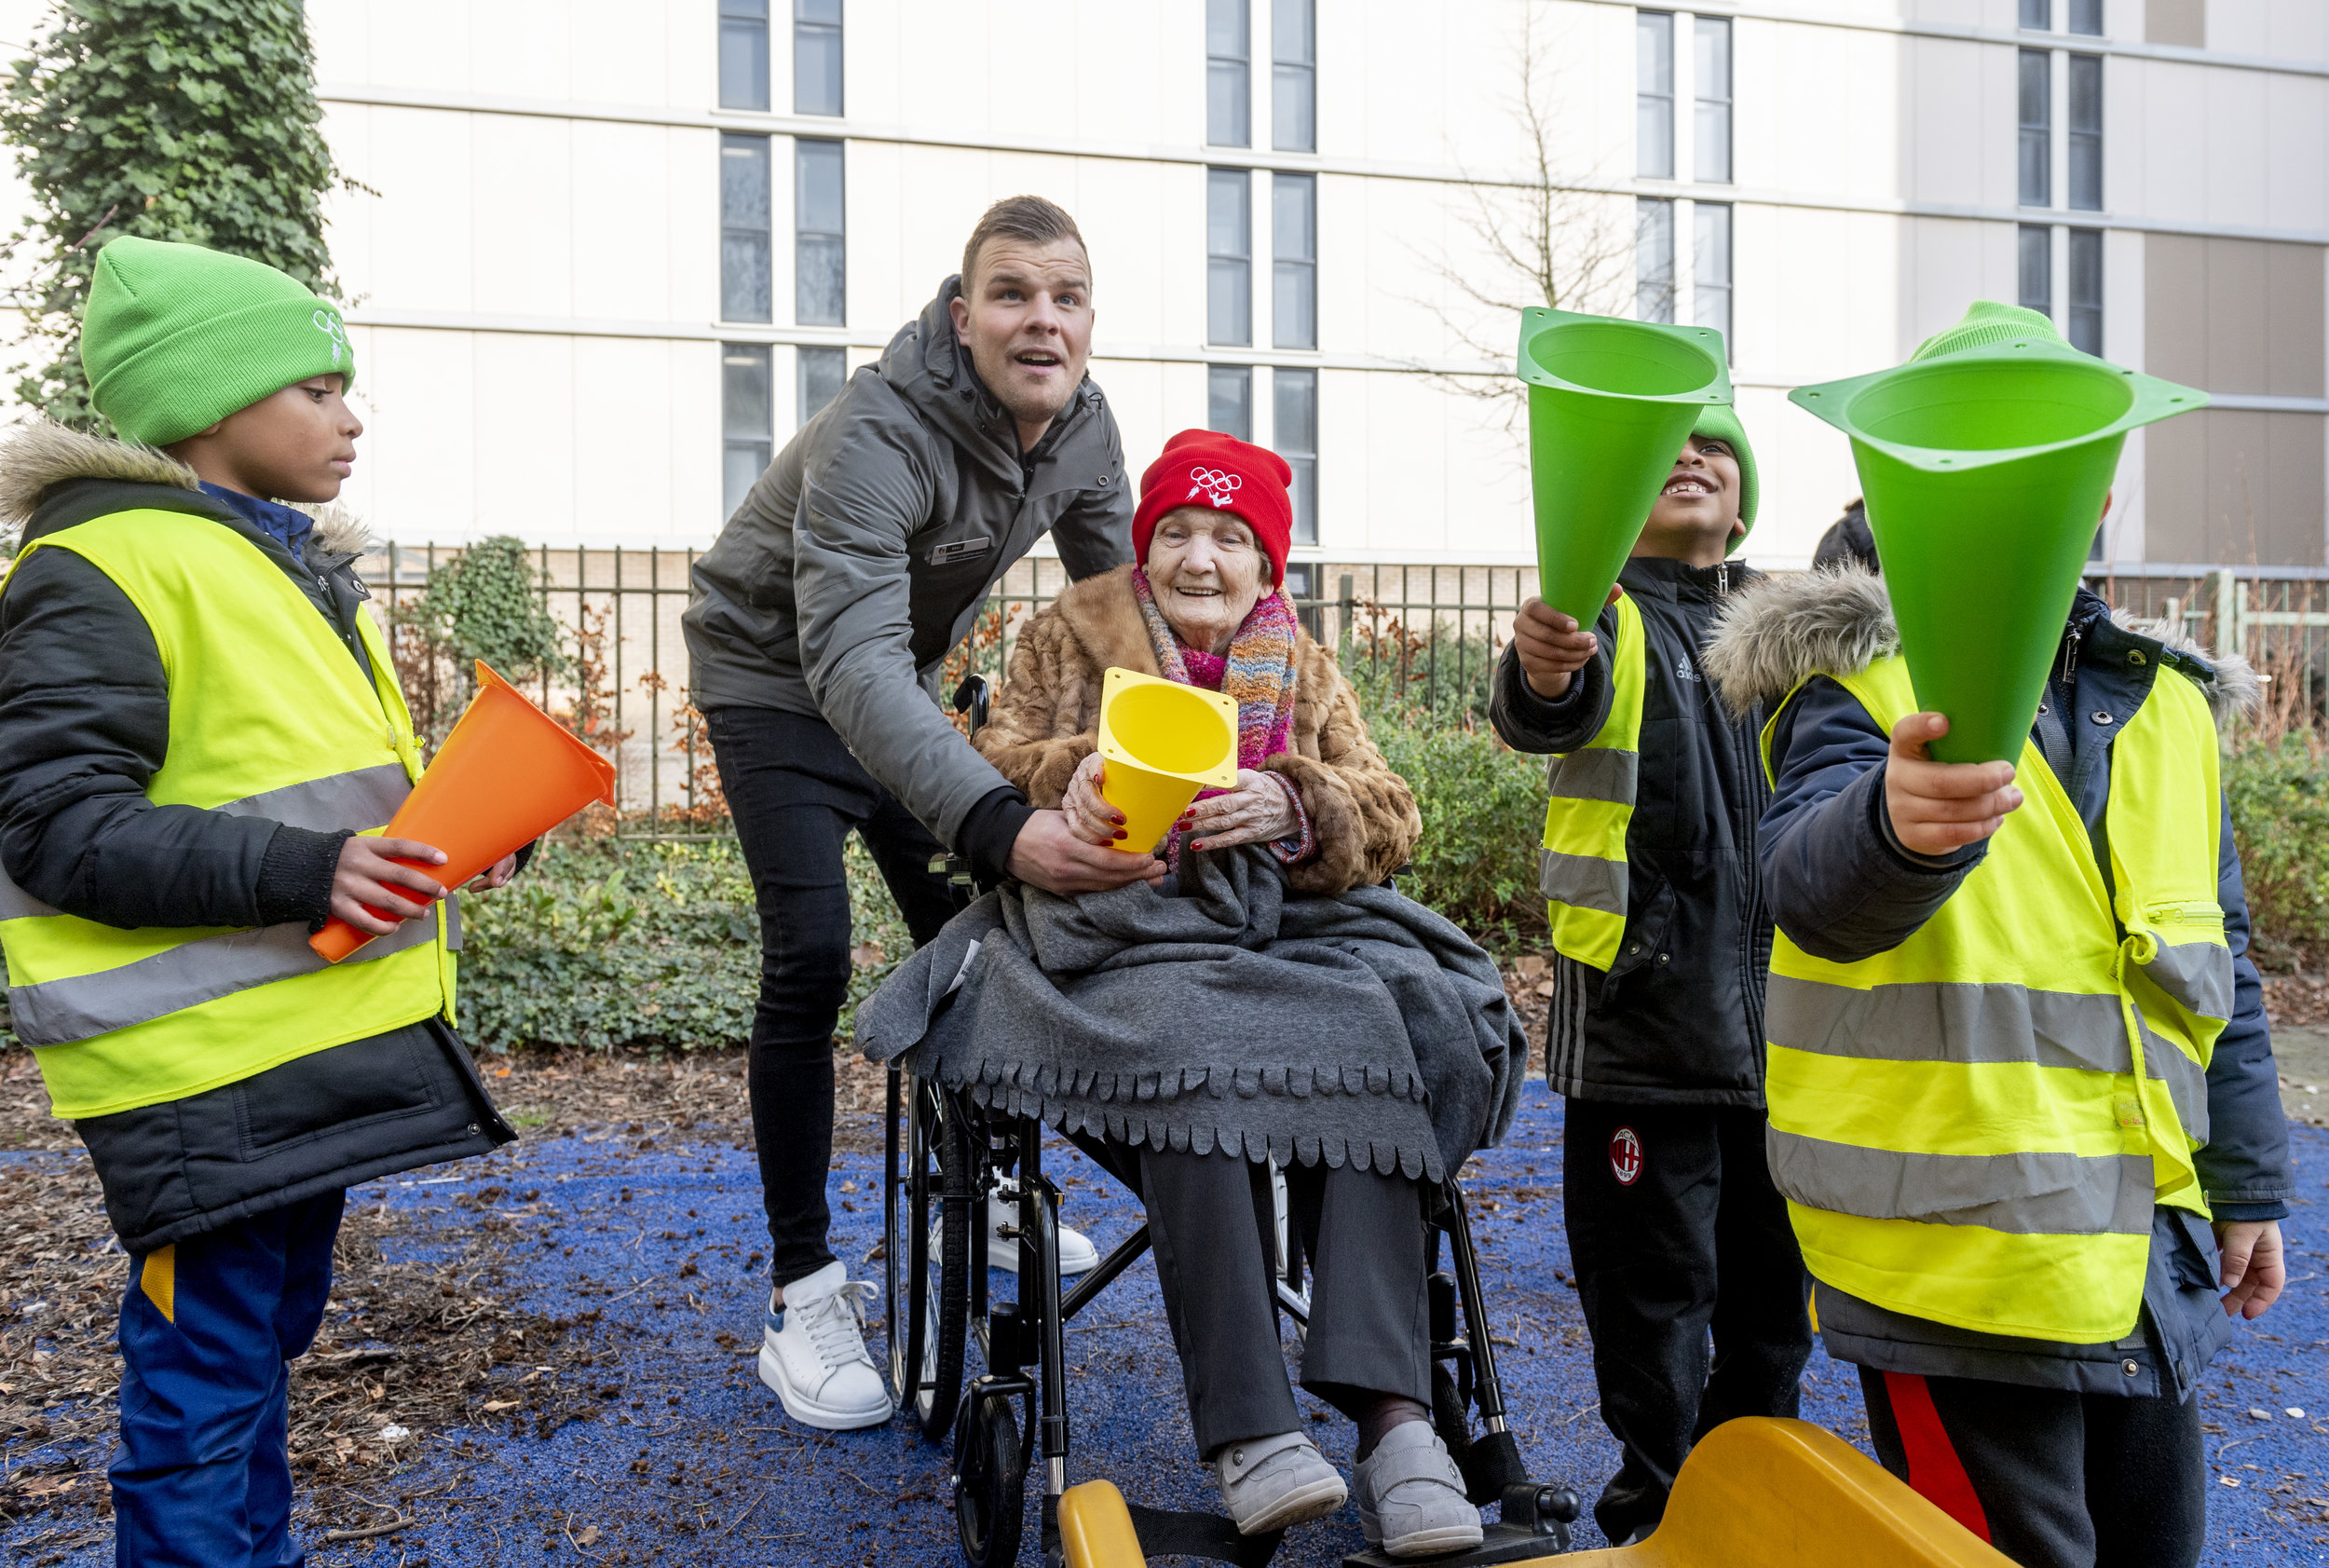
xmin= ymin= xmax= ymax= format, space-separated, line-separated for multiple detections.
xmin=1130 ymin=567 xmax=1299 ymax=770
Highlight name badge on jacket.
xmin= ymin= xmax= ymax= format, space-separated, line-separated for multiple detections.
xmin=928 ymin=537 xmax=993 ymax=566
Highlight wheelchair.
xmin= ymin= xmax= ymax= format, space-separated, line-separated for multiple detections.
xmin=879 ymin=678 xmax=1582 ymax=1568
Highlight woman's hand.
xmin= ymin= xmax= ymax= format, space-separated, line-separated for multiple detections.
xmin=1060 ymin=750 xmax=1123 ymax=846
xmin=332 ymin=836 xmax=448 ymax=934
xmin=1183 ymin=770 xmax=1300 ymax=852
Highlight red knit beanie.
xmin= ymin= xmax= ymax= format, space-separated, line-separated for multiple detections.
xmin=1133 ymin=429 xmax=1293 ymax=585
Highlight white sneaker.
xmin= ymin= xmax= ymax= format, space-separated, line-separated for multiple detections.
xmin=1214 ymin=1430 xmax=1349 ymax=1534
xmin=986 ymin=1179 xmax=1099 ymax=1275
xmin=1355 ymin=1421 xmax=1483 ymax=1558
xmin=757 ymin=1261 xmax=892 ymax=1430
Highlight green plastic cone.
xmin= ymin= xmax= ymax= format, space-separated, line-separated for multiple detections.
xmin=1519 ymin=307 xmax=1733 ymax=622
xmin=1791 ymin=340 xmax=2207 ymax=764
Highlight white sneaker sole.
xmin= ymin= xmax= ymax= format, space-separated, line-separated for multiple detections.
xmin=1370 ymin=1521 xmax=1486 ymax=1558
xmin=987 ymin=1230 xmax=1098 ymax=1275
xmin=756 ymin=1344 xmax=892 ymax=1430
xmin=1237 ymin=1476 xmax=1349 ymax=1534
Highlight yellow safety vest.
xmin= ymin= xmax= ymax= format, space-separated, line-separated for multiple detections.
xmin=1761 ymin=653 xmax=2228 ymax=1344
xmin=0 ymin=509 xmax=455 ymax=1120
xmin=1538 ymin=591 xmax=1646 ymax=970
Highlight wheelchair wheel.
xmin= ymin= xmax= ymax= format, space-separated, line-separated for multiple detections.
xmin=952 ymin=1394 xmax=1025 ymax=1568
xmin=884 ymin=1070 xmax=921 ymax=1415
xmin=899 ymin=1079 xmax=972 ymax=1439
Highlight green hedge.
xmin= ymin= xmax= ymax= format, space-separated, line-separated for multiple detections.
xmin=2224 ymin=735 xmax=2329 ymax=965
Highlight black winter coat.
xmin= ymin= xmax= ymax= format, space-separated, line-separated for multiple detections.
xmin=0 ymin=425 xmax=511 ymax=1253
xmin=1489 ymin=556 xmax=1773 ymax=1105
xmin=1717 ymin=569 xmax=2292 ymax=1398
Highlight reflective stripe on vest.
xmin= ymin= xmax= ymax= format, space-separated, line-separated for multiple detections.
xmin=1760 ymin=652 xmax=2228 ymax=1344
xmin=0 ymin=510 xmax=453 ymax=1120
xmin=1538 ymin=591 xmax=1645 ymax=968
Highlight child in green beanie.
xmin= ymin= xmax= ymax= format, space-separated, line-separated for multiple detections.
xmin=1487 ymin=407 xmax=1812 ymax=1547
xmin=0 ymin=237 xmax=520 ymax=1566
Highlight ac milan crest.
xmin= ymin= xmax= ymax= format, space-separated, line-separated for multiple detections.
xmin=1609 ymin=1125 xmax=1642 ymax=1186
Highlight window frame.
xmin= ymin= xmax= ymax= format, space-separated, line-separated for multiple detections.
xmin=718 ymin=131 xmax=773 ymax=325
xmin=1207 ymin=364 xmax=1253 ymax=442
xmin=2018 ymin=48 xmax=2052 ymax=209
xmin=1693 ymin=16 xmax=1732 ymax=185
xmin=1273 ymin=366 xmax=1318 ymax=548
xmin=1271 ymin=171 xmax=1316 ymax=351
xmin=2018 ymin=0 xmax=2051 ymax=30
xmin=1207 ymin=0 xmax=1251 ymax=148
xmin=2017 ymin=223 xmax=2053 ymax=320
xmin=2066 ymin=226 xmax=2103 ymax=356
xmin=722 ymin=342 xmax=774 ymax=521
xmin=2066 ymin=52 xmax=2102 ymax=212
xmin=794 ymin=136 xmax=846 ymax=328
xmin=1271 ymin=0 xmax=1314 ymax=154
xmin=1207 ymin=167 xmax=1254 ymax=348
xmin=793 ymin=0 xmax=843 ymax=117
xmin=2067 ymin=0 xmax=2103 ymax=35
xmin=1636 ymin=197 xmax=1676 ymax=324
xmin=1637 ymin=10 xmax=1675 ymax=180
xmin=718 ymin=0 xmax=770 ymax=112
xmin=1693 ymin=200 xmax=1733 ymax=355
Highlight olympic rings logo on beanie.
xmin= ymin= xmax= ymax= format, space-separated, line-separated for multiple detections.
xmin=1135 ymin=429 xmax=1294 ymax=585
xmin=1187 ymin=466 xmax=1243 ymax=509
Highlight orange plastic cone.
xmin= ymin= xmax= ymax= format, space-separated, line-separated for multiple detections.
xmin=310 ymin=661 xmax=619 ymax=962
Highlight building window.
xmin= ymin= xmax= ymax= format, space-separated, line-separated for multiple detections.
xmin=2019 ymin=0 xmax=2050 ymax=28
xmin=794 ymin=0 xmax=843 ymax=116
xmin=2017 ymin=224 xmax=2052 ymax=318
xmin=1207 ymin=0 xmax=1250 ymax=147
xmin=2018 ymin=48 xmax=2050 ymax=208
xmin=2067 ymin=54 xmax=2102 ymax=211
xmin=1637 ymin=11 xmax=1674 ymax=179
xmin=723 ymin=344 xmax=773 ymax=519
xmin=1694 ymin=17 xmax=1731 ymax=184
xmin=2066 ymin=227 xmax=2103 ymax=355
xmin=1694 ymin=202 xmax=1732 ymax=352
xmin=1207 ymin=168 xmax=1252 ymax=347
xmin=1273 ymin=367 xmax=1317 ymax=547
xmin=1272 ymin=0 xmax=1314 ymax=153
xmin=1207 ymin=365 xmax=1252 ymax=441
xmin=720 ymin=133 xmax=772 ymax=323
xmin=2068 ymin=0 xmax=2102 ymax=34
xmin=795 ymin=138 xmax=845 ymax=327
xmin=1272 ymin=172 xmax=1315 ymax=350
xmin=797 ymin=345 xmax=846 ymax=429
xmin=1636 ymin=197 xmax=1675 ymax=322
xmin=718 ymin=0 xmax=770 ymax=111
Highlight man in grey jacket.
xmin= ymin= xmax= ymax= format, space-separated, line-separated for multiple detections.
xmin=683 ymin=196 xmax=1149 ymax=1430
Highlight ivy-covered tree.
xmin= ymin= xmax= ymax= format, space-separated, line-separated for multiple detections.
xmin=0 ymin=0 xmax=349 ymax=429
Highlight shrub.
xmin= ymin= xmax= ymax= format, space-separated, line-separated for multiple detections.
xmin=2225 ymin=734 xmax=2329 ymax=965
xmin=1361 ymin=689 xmax=1548 ymax=953
xmin=452 ymin=834 xmax=911 ymax=1053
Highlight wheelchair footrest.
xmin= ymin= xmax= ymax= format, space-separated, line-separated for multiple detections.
xmin=1123 ymin=1503 xmax=1286 ymax=1568
xmin=1341 ymin=1483 xmax=1576 ymax=1567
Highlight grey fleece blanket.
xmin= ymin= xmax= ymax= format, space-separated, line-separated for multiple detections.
xmin=855 ymin=847 xmax=1527 ymax=1182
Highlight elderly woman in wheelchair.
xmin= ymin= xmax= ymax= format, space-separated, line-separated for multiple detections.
xmin=860 ymin=433 xmax=1527 ymax=1560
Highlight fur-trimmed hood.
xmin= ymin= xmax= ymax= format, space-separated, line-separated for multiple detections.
xmin=0 ymin=418 xmax=372 ymax=556
xmin=1702 ymin=566 xmax=2263 ymax=726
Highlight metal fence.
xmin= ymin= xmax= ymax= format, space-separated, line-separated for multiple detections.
xmin=357 ymin=544 xmax=2329 ymax=837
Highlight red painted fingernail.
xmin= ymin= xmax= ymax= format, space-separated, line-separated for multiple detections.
xmin=1113 ymin=830 xmax=1125 ymax=840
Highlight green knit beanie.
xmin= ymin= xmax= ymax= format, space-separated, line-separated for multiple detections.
xmin=1690 ymin=402 xmax=1759 ymax=552
xmin=1909 ymin=300 xmax=2062 ymax=363
xmin=81 ymin=237 xmax=355 ymax=447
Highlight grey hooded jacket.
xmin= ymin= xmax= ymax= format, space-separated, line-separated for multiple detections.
xmin=683 ymin=279 xmax=1133 ymax=861
xmin=1708 ymin=568 xmax=2292 ymax=1399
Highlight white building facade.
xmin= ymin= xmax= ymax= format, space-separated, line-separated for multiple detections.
xmin=15 ymin=1 xmax=2329 ymax=574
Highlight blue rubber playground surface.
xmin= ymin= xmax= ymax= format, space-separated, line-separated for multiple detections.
xmin=7 ymin=1081 xmax=2329 ymax=1565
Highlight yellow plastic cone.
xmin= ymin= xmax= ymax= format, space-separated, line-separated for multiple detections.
xmin=1095 ymin=668 xmax=1239 ymax=854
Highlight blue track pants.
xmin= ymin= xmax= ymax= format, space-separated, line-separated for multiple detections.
xmin=109 ymin=1189 xmax=346 ymax=1568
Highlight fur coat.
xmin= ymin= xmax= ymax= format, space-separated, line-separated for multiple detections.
xmin=974 ymin=564 xmax=1422 ymax=895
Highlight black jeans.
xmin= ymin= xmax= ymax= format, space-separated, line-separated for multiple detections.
xmin=1112 ymin=1143 xmax=1434 ymax=1458
xmin=1562 ymin=1099 xmax=1814 ymax=1545
xmin=1859 ymin=1367 xmax=2206 ymax=1568
xmin=708 ymin=705 xmax=960 ymax=1289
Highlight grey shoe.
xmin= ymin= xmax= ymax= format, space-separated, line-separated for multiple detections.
xmin=1354 ymin=1422 xmax=1483 ymax=1558
xmin=1213 ymin=1430 xmax=1349 ymax=1535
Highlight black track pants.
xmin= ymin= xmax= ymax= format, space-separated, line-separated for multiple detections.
xmin=708 ymin=705 xmax=960 ymax=1289
xmin=1561 ymin=1099 xmax=1813 ymax=1545
xmin=1859 ymin=1367 xmax=2206 ymax=1568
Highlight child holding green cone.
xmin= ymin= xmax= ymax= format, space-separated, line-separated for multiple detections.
xmin=0 ymin=237 xmax=520 ymax=1565
xmin=1707 ymin=302 xmax=2290 ymax=1568
xmin=1490 ymin=404 xmax=1812 ymax=1548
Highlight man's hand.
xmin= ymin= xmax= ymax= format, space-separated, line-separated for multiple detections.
xmin=1006 ymin=809 xmax=1165 ymax=895
xmin=1183 ymin=770 xmax=1299 ymax=852
xmin=333 ymin=836 xmax=448 ymax=935
xmin=468 ymin=852 xmax=521 ymax=892
xmin=1884 ymin=713 xmax=2023 ymax=857
xmin=1513 ymin=589 xmax=1616 ymax=701
xmin=2216 ymin=1220 xmax=2284 ymax=1321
